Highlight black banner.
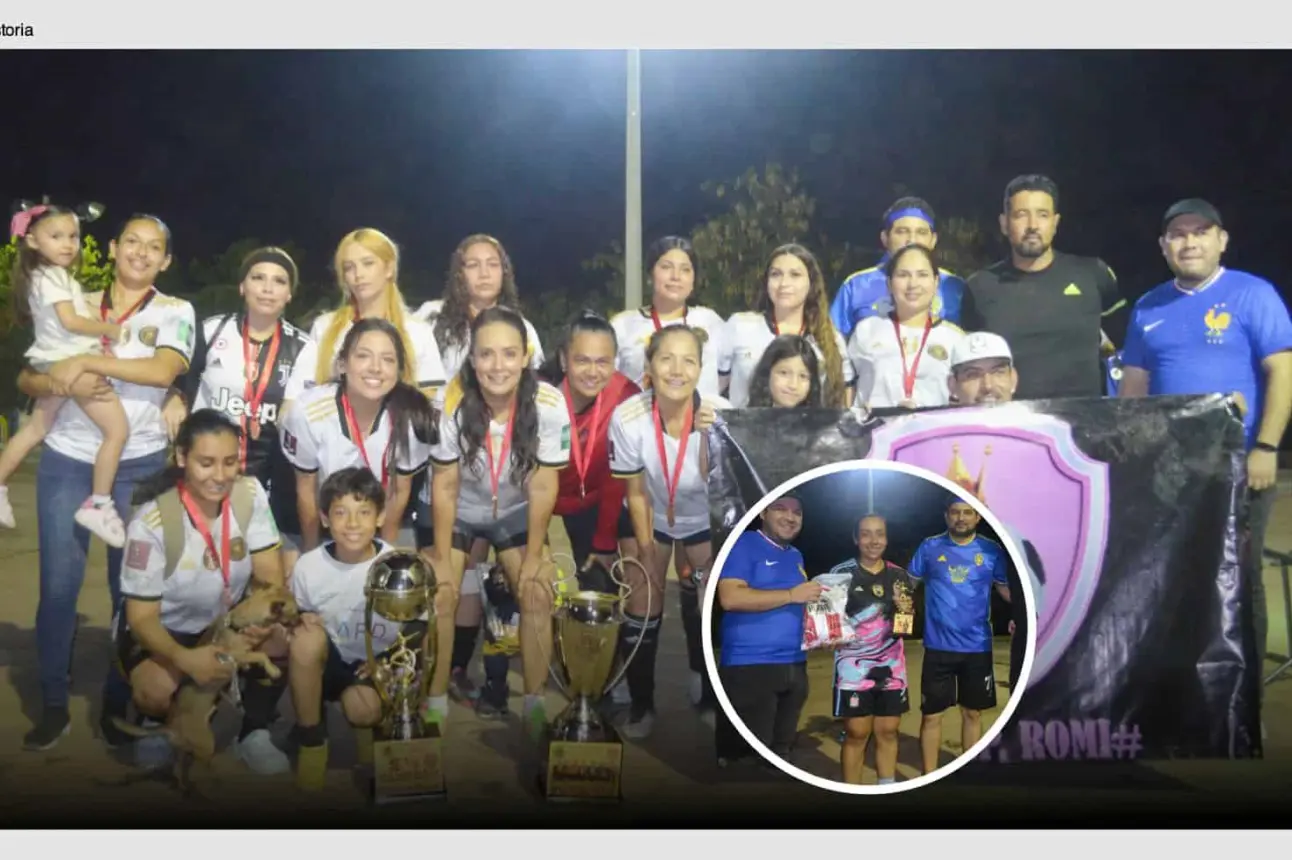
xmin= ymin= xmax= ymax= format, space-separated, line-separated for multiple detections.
xmin=708 ymin=394 xmax=1262 ymax=761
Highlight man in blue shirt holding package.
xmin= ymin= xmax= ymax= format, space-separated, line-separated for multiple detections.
xmin=910 ymin=499 xmax=1011 ymax=775
xmin=716 ymin=491 xmax=821 ymax=767
xmin=829 ymin=196 xmax=968 ymax=339
xmin=1119 ymin=198 xmax=1292 ymax=707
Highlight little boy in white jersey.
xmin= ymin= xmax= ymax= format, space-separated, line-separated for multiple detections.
xmin=287 ymin=467 xmax=413 ymax=790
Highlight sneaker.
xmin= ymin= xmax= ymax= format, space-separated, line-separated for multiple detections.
xmin=74 ymin=498 xmax=126 ymax=548
xmin=448 ymin=668 xmax=480 ymax=704
xmin=0 ymin=487 xmax=14 ymax=529
xmin=476 ymin=697 xmax=510 ymax=721
xmin=620 ymin=705 xmax=656 ymax=740
xmin=234 ymin=729 xmax=290 ymax=775
xmin=295 ymin=741 xmax=329 ymax=792
xmin=22 ymin=708 xmax=70 ymax=751
xmin=134 ymin=727 xmax=175 ymax=771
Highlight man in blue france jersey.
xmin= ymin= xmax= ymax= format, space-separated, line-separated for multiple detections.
xmin=910 ymin=498 xmax=1011 ymax=775
xmin=829 ymin=196 xmax=967 ymax=339
xmin=716 ymin=492 xmax=822 ymax=767
xmin=1119 ymin=199 xmax=1292 ymax=706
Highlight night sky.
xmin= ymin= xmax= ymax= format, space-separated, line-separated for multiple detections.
xmin=6 ymin=49 xmax=1291 ymax=309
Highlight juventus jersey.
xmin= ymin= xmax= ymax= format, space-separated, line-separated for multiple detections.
xmin=184 ymin=313 xmax=312 ymax=486
xmin=608 ymin=390 xmax=730 ymax=541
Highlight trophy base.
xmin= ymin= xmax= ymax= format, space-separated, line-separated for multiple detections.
xmin=370 ymin=723 xmax=446 ymax=805
xmin=540 ymin=734 xmax=624 ymax=802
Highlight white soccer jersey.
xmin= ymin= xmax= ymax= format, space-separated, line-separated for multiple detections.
xmin=848 ymin=316 xmax=966 ymax=409
xmin=45 ymin=289 xmax=197 ymax=464
xmin=278 ymin=382 xmax=433 ymax=487
xmin=290 ymin=539 xmax=425 ymax=665
xmin=430 ymin=380 xmax=572 ymax=524
xmin=282 ymin=310 xmax=447 ymax=403
xmin=610 ymin=305 xmax=727 ymax=400
xmin=718 ymin=311 xmax=855 ymax=407
xmin=609 ymin=391 xmax=729 ymax=541
xmin=411 ymin=300 xmax=545 ymax=382
xmin=119 ymin=478 xmax=282 ymax=635
xmin=25 ymin=265 xmax=100 ymax=364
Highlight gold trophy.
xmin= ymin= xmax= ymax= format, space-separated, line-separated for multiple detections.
xmin=892 ymin=578 xmax=915 ymax=636
xmin=362 ymin=548 xmax=444 ymax=804
xmin=542 ymin=556 xmax=650 ymax=802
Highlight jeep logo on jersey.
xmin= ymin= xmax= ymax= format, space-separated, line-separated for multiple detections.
xmin=867 ymin=408 xmax=1111 ymax=687
xmin=211 ymin=388 xmax=279 ymax=425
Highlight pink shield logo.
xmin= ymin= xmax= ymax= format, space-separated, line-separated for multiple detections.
xmin=867 ymin=405 xmax=1111 ymax=685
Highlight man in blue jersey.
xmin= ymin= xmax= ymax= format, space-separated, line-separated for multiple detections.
xmin=830 ymin=196 xmax=968 ymax=339
xmin=715 ymin=492 xmax=821 ymax=767
xmin=1119 ymin=199 xmax=1292 ymax=704
xmin=910 ymin=498 xmax=1011 ymax=775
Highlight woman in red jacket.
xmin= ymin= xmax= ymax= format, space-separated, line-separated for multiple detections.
xmin=539 ymin=310 xmax=642 ymax=571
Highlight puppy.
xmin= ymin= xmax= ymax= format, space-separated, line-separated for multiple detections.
xmin=112 ymin=584 xmax=301 ymax=795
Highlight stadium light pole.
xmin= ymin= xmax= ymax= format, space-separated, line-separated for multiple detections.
xmin=624 ymin=49 xmax=643 ymax=311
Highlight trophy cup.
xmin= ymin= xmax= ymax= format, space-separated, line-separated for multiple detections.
xmin=892 ymin=578 xmax=915 ymax=637
xmin=542 ymin=556 xmax=650 ymax=802
xmin=363 ymin=548 xmax=444 ymax=804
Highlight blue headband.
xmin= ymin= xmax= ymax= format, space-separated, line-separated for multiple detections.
xmin=885 ymin=207 xmax=935 ymax=230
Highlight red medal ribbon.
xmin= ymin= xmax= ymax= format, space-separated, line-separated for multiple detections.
xmin=177 ymin=483 xmax=232 ymax=604
xmin=485 ymin=400 xmax=518 ymax=518
xmin=771 ymin=314 xmax=806 ymax=336
xmin=892 ymin=315 xmax=934 ymax=402
xmin=341 ymin=392 xmax=392 ymax=490
xmin=563 ymin=378 xmax=602 ymax=499
xmin=100 ymin=287 xmax=155 ymax=352
xmin=651 ymin=395 xmax=693 ymax=528
xmin=240 ymin=318 xmax=282 ymax=467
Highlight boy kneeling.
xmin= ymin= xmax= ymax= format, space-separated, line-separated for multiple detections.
xmin=289 ymin=467 xmax=404 ymax=791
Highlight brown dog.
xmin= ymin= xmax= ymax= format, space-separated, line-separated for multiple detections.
xmin=112 ymin=583 xmax=301 ymax=795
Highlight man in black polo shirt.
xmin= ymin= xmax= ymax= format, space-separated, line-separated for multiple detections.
xmin=961 ymin=175 xmax=1127 ymax=401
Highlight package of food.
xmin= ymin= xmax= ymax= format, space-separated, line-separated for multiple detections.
xmin=801 ymin=572 xmax=857 ymax=651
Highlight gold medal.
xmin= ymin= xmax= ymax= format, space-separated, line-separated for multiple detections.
xmin=229 ymin=537 xmax=247 ymax=561
xmin=492 ymin=495 xmax=499 ymax=520
xmin=203 ymin=548 xmax=219 ymax=571
xmin=666 ymin=504 xmax=675 ymax=528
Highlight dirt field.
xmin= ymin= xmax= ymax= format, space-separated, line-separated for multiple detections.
xmin=0 ymin=459 xmax=1289 ymax=826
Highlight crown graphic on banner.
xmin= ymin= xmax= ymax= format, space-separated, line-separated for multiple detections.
xmin=946 ymin=442 xmax=991 ymax=503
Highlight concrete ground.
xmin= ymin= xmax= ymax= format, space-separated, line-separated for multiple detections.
xmin=0 ymin=461 xmax=1289 ymax=826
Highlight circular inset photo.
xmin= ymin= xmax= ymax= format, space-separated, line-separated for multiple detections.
xmin=701 ymin=459 xmax=1036 ymax=795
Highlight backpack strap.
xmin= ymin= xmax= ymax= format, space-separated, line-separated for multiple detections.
xmin=156 ymin=479 xmax=257 ymax=581
xmin=154 ymin=488 xmax=187 ymax=582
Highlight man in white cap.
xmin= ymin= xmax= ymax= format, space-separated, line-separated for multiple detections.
xmin=945 ymin=331 xmax=1037 ymax=690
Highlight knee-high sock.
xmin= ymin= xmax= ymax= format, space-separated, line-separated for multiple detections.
xmin=617 ymin=612 xmax=662 ymax=712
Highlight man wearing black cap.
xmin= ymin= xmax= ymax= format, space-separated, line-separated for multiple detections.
xmin=714 ymin=491 xmax=820 ymax=767
xmin=960 ymin=175 xmax=1127 ymax=401
xmin=1120 ymin=199 xmax=1292 ymax=706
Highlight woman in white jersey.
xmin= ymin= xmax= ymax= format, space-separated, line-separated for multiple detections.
xmin=848 ymin=244 xmax=966 ymax=410
xmin=428 ymin=306 xmax=571 ymax=741
xmin=610 ymin=236 xmax=726 ymax=399
xmin=284 ymin=228 xmax=446 ymax=405
xmin=278 ymin=318 xmax=437 ymax=552
xmin=168 ymin=247 xmax=313 ymax=571
xmin=287 ymin=467 xmax=403 ymax=791
xmin=609 ymin=325 xmax=730 ymax=739
xmin=412 ymin=233 xmax=543 ymax=706
xmin=16 ymin=214 xmax=195 ymax=753
xmin=116 ymin=409 xmax=290 ymax=776
xmin=720 ymin=243 xmax=853 ymax=408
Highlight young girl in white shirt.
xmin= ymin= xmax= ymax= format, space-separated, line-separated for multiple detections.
xmin=746 ymin=334 xmax=824 ymax=409
xmin=848 ymin=244 xmax=966 ymax=410
xmin=0 ymin=204 xmax=129 ymax=546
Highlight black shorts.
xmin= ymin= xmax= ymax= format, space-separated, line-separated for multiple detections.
xmin=834 ymin=685 xmax=910 ymax=719
xmin=322 ymin=639 xmax=375 ymax=703
xmin=114 ymin=612 xmax=204 ymax=678
xmin=920 ymin=648 xmax=997 ymax=715
xmin=653 ymin=528 xmax=711 ymax=547
xmin=562 ymin=505 xmax=633 ymax=569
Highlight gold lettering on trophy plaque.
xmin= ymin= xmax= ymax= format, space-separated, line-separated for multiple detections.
xmin=373 ymin=725 xmax=445 ymax=803
xmin=546 ymin=740 xmax=623 ymax=800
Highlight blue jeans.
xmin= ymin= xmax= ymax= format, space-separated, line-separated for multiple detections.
xmin=35 ymin=445 xmax=168 ymax=710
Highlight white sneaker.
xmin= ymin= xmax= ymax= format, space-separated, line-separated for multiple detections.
xmin=234 ymin=729 xmax=291 ymax=775
xmin=0 ymin=487 xmax=14 ymax=528
xmin=75 ymin=499 xmax=126 ymax=548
